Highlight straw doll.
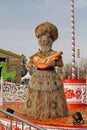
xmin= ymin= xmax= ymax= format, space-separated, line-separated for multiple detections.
xmin=24 ymin=22 xmax=68 ymax=119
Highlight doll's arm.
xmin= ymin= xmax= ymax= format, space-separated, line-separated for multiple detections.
xmin=27 ymin=59 xmax=38 ymax=75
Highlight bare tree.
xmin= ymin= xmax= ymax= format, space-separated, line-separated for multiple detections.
xmin=63 ymin=58 xmax=87 ymax=79
xmin=63 ymin=62 xmax=72 ymax=79
xmin=76 ymin=58 xmax=87 ymax=79
xmin=21 ymin=54 xmax=28 ymax=77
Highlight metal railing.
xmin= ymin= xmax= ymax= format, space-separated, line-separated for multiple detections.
xmin=0 ymin=109 xmax=46 ymax=130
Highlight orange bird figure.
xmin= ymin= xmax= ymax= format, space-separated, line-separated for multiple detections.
xmin=32 ymin=51 xmax=63 ymax=69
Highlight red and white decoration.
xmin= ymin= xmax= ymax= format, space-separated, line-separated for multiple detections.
xmin=71 ymin=0 xmax=76 ymax=79
xmin=63 ymin=79 xmax=87 ymax=108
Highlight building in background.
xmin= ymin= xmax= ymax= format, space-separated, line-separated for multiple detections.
xmin=0 ymin=48 xmax=25 ymax=83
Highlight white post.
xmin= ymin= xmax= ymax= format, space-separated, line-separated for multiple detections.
xmin=78 ymin=58 xmax=80 ymax=79
xmin=86 ymin=75 xmax=87 ymax=104
xmin=76 ymin=43 xmax=80 ymax=79
xmin=0 ymin=77 xmax=3 ymax=106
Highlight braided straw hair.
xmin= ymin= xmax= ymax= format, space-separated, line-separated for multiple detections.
xmin=35 ymin=22 xmax=58 ymax=41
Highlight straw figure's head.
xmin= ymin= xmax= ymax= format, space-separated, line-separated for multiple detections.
xmin=35 ymin=21 xmax=58 ymax=52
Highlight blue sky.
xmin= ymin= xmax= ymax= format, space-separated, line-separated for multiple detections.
xmin=0 ymin=0 xmax=87 ymax=64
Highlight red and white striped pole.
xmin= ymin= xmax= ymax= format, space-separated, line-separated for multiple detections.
xmin=71 ymin=0 xmax=76 ymax=79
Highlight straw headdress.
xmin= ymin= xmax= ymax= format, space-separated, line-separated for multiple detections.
xmin=35 ymin=22 xmax=58 ymax=41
